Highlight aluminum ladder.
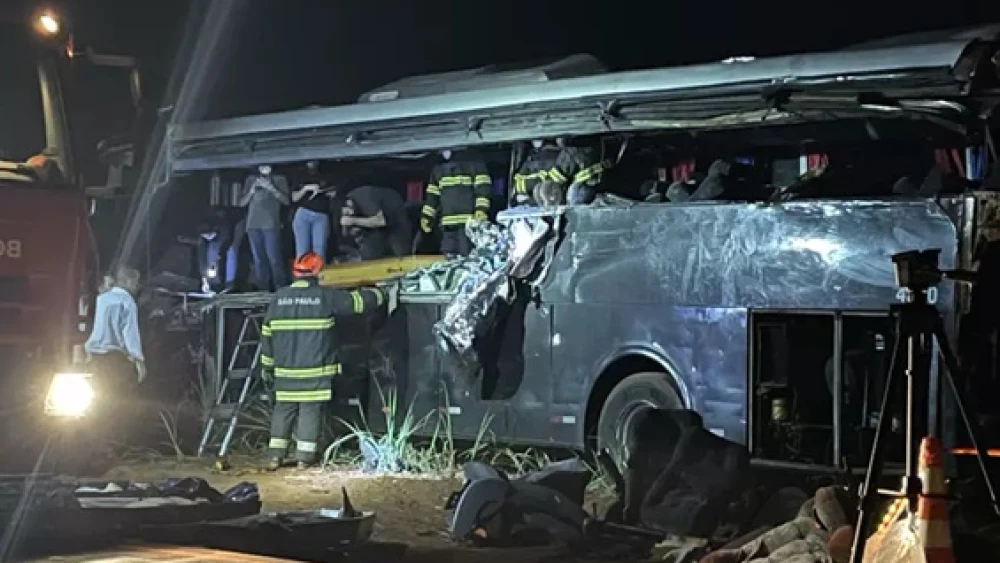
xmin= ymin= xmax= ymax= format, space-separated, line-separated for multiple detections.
xmin=197 ymin=311 xmax=264 ymax=458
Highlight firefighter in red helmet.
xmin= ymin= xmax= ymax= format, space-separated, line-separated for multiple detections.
xmin=260 ymin=252 xmax=396 ymax=469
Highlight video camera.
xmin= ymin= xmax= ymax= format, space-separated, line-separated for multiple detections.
xmin=891 ymin=249 xmax=976 ymax=293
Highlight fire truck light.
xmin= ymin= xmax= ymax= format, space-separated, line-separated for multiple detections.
xmin=44 ymin=372 xmax=95 ymax=418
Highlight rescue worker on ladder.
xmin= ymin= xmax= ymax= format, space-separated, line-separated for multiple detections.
xmin=416 ymin=149 xmax=492 ymax=256
xmin=260 ymin=252 xmax=397 ymax=470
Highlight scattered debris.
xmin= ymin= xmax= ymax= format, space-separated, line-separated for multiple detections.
xmin=674 ymin=485 xmax=857 ymax=563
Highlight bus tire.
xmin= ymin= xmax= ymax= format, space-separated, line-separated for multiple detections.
xmin=596 ymin=371 xmax=683 ymax=474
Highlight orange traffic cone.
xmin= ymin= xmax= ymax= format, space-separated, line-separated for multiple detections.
xmin=915 ymin=436 xmax=955 ymax=563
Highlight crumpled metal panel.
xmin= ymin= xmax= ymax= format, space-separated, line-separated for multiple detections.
xmin=430 ymin=216 xmax=555 ymax=364
xmin=540 ymin=198 xmax=958 ymax=444
xmin=547 ymin=198 xmax=958 ymax=309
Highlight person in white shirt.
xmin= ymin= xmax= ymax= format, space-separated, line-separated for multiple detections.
xmin=84 ymin=267 xmax=146 ymax=384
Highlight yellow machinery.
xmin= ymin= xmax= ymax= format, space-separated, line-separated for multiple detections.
xmin=318 ymin=255 xmax=445 ymax=288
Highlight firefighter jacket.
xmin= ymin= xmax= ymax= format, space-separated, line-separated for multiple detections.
xmin=260 ymin=278 xmax=386 ymax=402
xmin=420 ymin=154 xmax=492 ymax=234
xmin=511 ymin=145 xmax=562 ymax=206
xmin=550 ymin=147 xmax=610 ymax=190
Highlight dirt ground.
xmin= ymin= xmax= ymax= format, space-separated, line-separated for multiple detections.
xmin=104 ymin=457 xmax=465 ymax=548
xmin=95 ymin=456 xmax=625 ymax=562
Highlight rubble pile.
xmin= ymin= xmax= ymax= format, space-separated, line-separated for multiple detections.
xmin=696 ymin=486 xmax=856 ymax=563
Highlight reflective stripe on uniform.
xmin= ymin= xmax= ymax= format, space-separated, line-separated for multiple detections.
xmin=261 ymin=324 xmax=272 ymax=336
xmin=440 ymin=214 xmax=472 ymax=226
xmin=426 ymin=184 xmax=441 ymax=196
xmin=349 ymin=290 xmax=365 ymax=313
xmin=275 ymin=389 xmax=331 ymax=402
xmin=473 ymin=174 xmax=491 ymax=186
xmin=269 ymin=437 xmax=289 ymax=449
xmin=474 ymin=197 xmax=490 ymax=208
xmin=268 ymin=318 xmax=335 ymax=330
xmin=369 ymin=288 xmax=384 ymax=307
xmin=513 ymin=171 xmax=549 ymax=194
xmin=439 ymin=175 xmax=474 ymax=187
xmin=573 ymin=161 xmax=606 ymax=184
xmin=549 ymin=167 xmax=568 ymax=183
xmin=421 ymin=205 xmax=437 ymax=217
xmin=274 ymin=364 xmax=342 ymax=378
xmin=290 ymin=280 xmax=310 ymax=288
xmin=260 ymin=354 xmax=274 ymax=367
xmin=296 ymin=441 xmax=318 ymax=453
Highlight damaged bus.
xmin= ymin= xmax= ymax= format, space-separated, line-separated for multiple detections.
xmin=153 ymin=25 xmax=1000 ymax=473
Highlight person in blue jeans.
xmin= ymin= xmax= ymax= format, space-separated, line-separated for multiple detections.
xmin=291 ymin=160 xmax=335 ymax=262
xmin=239 ymin=164 xmax=291 ymax=291
xmin=198 ymin=209 xmax=246 ymax=293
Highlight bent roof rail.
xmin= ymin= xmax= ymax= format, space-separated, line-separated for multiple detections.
xmin=169 ymin=25 xmax=1000 ymax=172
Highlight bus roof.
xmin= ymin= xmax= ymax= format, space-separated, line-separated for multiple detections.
xmin=169 ymin=24 xmax=1000 ymax=172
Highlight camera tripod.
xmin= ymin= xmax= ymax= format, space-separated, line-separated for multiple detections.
xmin=849 ymin=283 xmax=1000 ymax=562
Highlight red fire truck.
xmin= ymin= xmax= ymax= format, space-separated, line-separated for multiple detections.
xmin=0 ymin=9 xmax=96 ymax=382
xmin=0 ymin=8 xmax=144 ymax=423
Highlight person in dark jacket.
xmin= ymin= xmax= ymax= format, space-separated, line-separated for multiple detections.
xmin=417 ymin=149 xmax=492 ymax=256
xmin=341 ymin=186 xmax=412 ymax=260
xmin=260 ymin=252 xmax=396 ymax=469
xmin=511 ymin=140 xmax=563 ymax=207
xmin=554 ymin=146 xmax=610 ymax=206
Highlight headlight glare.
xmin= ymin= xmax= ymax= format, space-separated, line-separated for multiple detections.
xmin=45 ymin=372 xmax=95 ymax=418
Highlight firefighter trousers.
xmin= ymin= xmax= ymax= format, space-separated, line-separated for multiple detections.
xmin=268 ymin=401 xmax=323 ymax=463
xmin=441 ymin=227 xmax=472 ymax=256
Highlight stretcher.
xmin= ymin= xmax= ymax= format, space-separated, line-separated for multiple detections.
xmin=318 ymin=255 xmax=445 ymax=288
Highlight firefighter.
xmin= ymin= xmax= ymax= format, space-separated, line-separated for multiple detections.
xmin=417 ymin=149 xmax=492 ymax=256
xmin=511 ymin=140 xmax=563 ymax=207
xmin=260 ymin=252 xmax=395 ymax=470
xmin=552 ymin=145 xmax=610 ymax=206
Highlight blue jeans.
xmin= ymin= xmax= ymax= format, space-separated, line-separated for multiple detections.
xmin=247 ymin=228 xmax=287 ymax=291
xmin=292 ymin=208 xmax=330 ymax=261
xmin=203 ymin=239 xmax=238 ymax=285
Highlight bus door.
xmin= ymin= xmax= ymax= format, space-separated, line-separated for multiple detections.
xmin=429 ymin=279 xmax=554 ymax=445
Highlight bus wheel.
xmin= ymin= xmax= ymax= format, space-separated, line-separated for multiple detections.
xmin=596 ymin=372 xmax=682 ymax=475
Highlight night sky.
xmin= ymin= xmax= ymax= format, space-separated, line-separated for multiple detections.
xmin=2 ymin=0 xmax=999 ymax=168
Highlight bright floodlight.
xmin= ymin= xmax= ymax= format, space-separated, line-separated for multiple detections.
xmin=37 ymin=12 xmax=60 ymax=35
xmin=44 ymin=372 xmax=95 ymax=418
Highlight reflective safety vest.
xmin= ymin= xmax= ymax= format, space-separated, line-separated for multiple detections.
xmin=260 ymin=278 xmax=385 ymax=402
xmin=420 ymin=155 xmax=492 ymax=233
